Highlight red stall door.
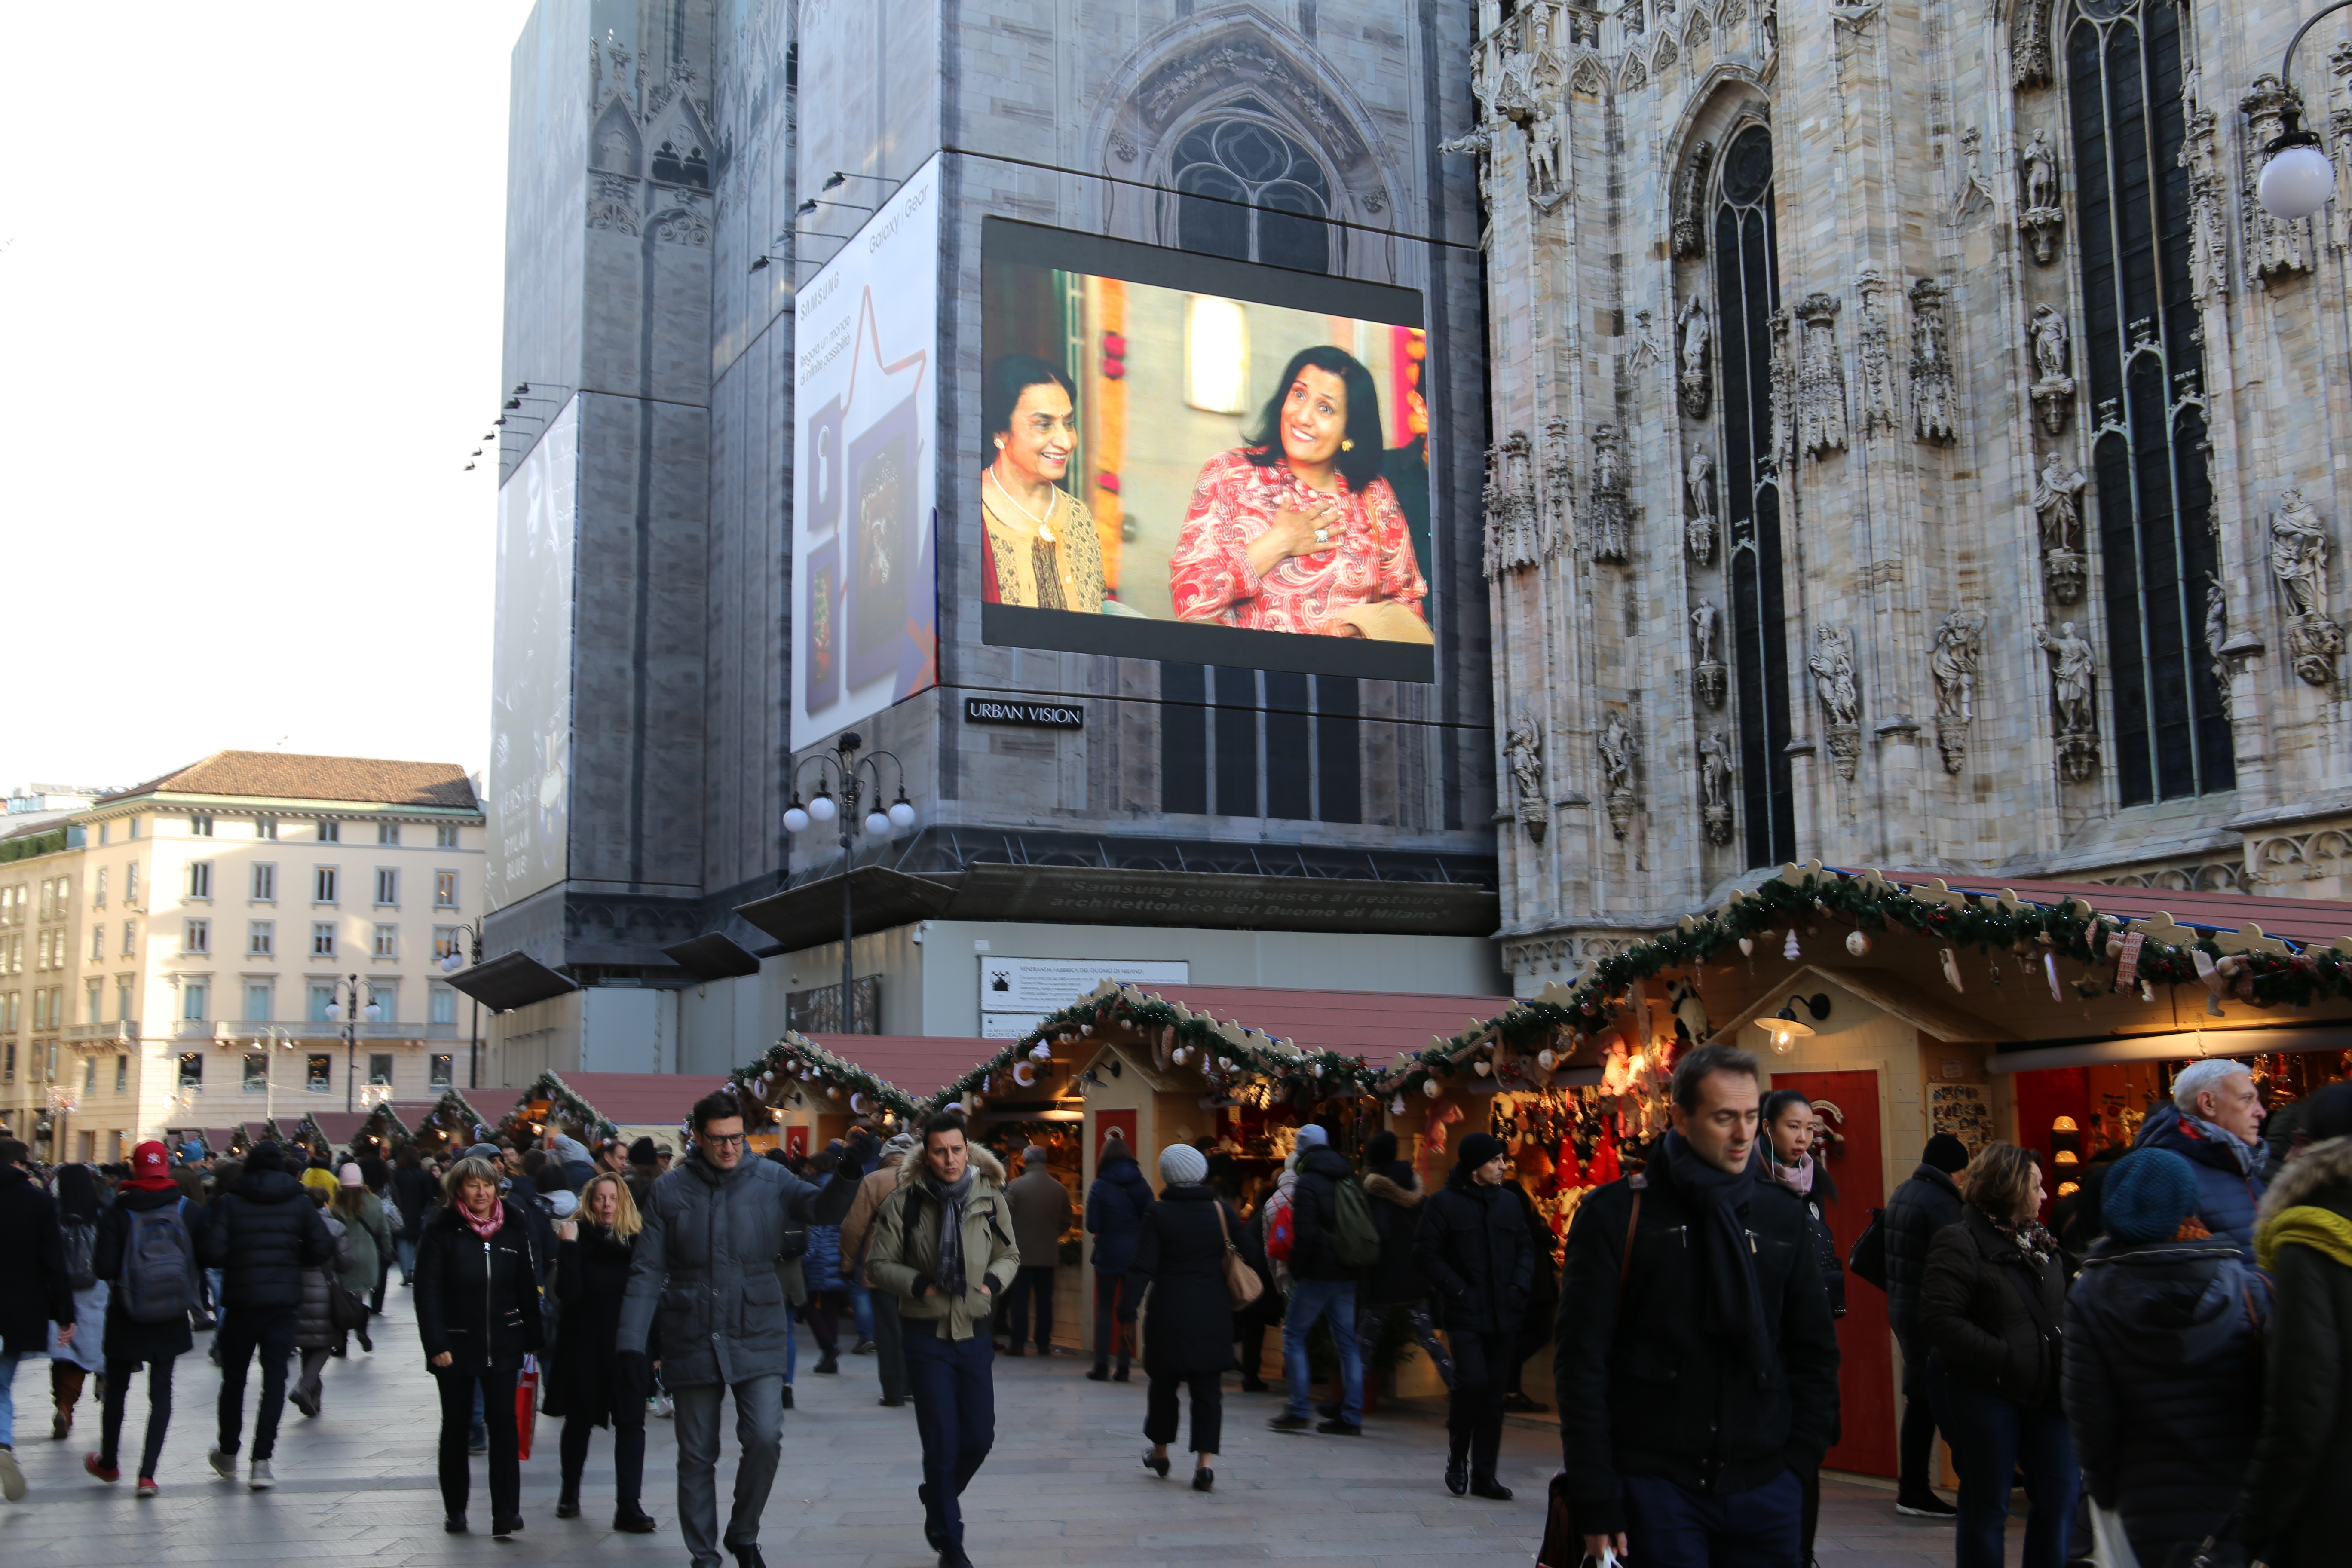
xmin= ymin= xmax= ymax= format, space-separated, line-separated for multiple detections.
xmin=1772 ymin=1069 xmax=1898 ymax=1478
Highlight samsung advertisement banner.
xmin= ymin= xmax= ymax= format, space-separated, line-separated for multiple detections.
xmin=980 ymin=218 xmax=1434 ymax=683
xmin=792 ymin=155 xmax=942 ymax=749
xmin=487 ymin=398 xmax=579 ymax=911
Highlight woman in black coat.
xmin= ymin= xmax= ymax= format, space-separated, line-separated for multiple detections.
xmin=548 ymin=1173 xmax=655 ymax=1532
xmin=1355 ymin=1131 xmax=1454 ymax=1390
xmin=414 ymin=1155 xmax=544 ymax=1539
xmin=1759 ymin=1090 xmax=1846 ymax=1565
xmin=88 ymin=1141 xmax=211 ymax=1491
xmin=1412 ymin=1133 xmax=1531 ymax=1501
xmin=1128 ymin=1145 xmax=1243 ymax=1493
xmin=1920 ymin=1142 xmax=2077 ymax=1568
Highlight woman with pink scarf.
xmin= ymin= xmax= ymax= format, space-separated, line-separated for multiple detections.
xmin=1759 ymin=1090 xmax=1847 ymax=1565
xmin=413 ymin=1154 xmax=543 ymax=1538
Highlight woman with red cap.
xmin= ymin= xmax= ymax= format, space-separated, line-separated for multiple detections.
xmin=85 ymin=1141 xmax=210 ymax=1495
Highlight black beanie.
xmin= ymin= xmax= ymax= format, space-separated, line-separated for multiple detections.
xmin=2303 ymin=1081 xmax=2352 ymax=1144
xmin=1365 ymin=1130 xmax=1399 ymax=1168
xmin=1455 ymin=1132 xmax=1506 ymax=1172
xmin=1921 ymin=1133 xmax=1970 ymax=1174
xmin=628 ymin=1136 xmax=658 ymax=1164
xmin=245 ymin=1142 xmax=285 ymax=1174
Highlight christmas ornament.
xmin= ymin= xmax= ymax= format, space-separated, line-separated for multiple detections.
xmin=1939 ymin=948 xmax=1964 ymax=992
xmin=1739 ymin=936 xmax=1755 ymax=956
xmin=1422 ymin=1078 xmax=1442 ymax=1099
xmin=1844 ymin=931 xmax=1871 ymax=958
xmin=1783 ymin=930 xmax=1801 ymax=961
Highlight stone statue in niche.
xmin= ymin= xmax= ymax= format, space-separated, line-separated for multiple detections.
xmin=2036 ymin=621 xmax=2101 ymax=781
xmin=2029 ymin=303 xmax=2076 ymax=435
xmin=1767 ymin=309 xmax=1796 ymax=473
xmin=1685 ymin=447 xmax=1717 ymax=563
xmin=1794 ymin=294 xmax=1850 ymax=458
xmin=1698 ymin=731 xmax=1736 ymax=845
xmin=1589 ymin=424 xmax=1632 ymax=563
xmin=1954 ymin=129 xmax=1997 ymax=221
xmin=1678 ymin=297 xmax=1713 ymax=419
xmin=1929 ymin=608 xmax=1987 ymax=775
xmin=1909 ymin=278 xmax=1957 ymax=443
xmin=1482 ymin=431 xmax=1543 ymax=577
xmin=2205 ymin=574 xmax=2236 ymax=723
xmin=1855 ymin=270 xmax=1898 ymax=436
xmin=1507 ymin=714 xmax=1550 ymax=842
xmin=1630 ymin=309 xmax=1664 ymax=369
xmin=1599 ymin=711 xmax=1638 ymax=839
xmin=2035 ymin=450 xmax=2089 ymax=604
xmin=2272 ymin=487 xmax=2344 ymax=686
xmin=1808 ymin=625 xmax=1862 ymax=781
xmin=1692 ymin=601 xmax=1727 ymax=708
xmin=1528 ymin=99 xmax=1568 ymax=207
xmin=1541 ymin=416 xmax=1575 ymax=559
xmin=2020 ymin=128 xmax=2067 ymax=263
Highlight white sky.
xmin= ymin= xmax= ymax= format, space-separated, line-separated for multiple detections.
xmin=0 ymin=2 xmax=542 ymax=793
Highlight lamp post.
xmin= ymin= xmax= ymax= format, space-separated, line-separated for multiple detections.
xmin=323 ymin=975 xmax=382 ymax=1113
xmin=47 ymin=1084 xmax=78 ymax=1163
xmin=437 ymin=919 xmax=487 ymax=1089
xmin=781 ymin=732 xmax=917 ymax=1034
xmin=248 ymin=1025 xmax=297 ymax=1128
xmin=2256 ymin=1 xmax=2352 ymax=219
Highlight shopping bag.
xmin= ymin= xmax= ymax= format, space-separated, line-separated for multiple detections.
xmin=515 ymin=1355 xmax=539 ymax=1461
xmin=2089 ymin=1504 xmax=2141 ymax=1568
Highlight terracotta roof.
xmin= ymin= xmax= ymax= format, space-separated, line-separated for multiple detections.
xmin=101 ymin=751 xmax=478 ymax=811
xmin=509 ymin=1072 xmax=731 ymax=1129
xmin=1093 ymin=983 xmax=1520 ymax=1063
xmin=1869 ymin=870 xmax=2352 ymax=948
xmin=804 ymin=1037 xmax=1005 ymax=1100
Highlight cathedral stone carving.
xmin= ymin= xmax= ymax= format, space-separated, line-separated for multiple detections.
xmin=1483 ymin=431 xmax=1543 ymax=577
xmin=2272 ymin=488 xmax=2343 ymax=686
xmin=2034 ymin=450 xmax=2089 ymax=604
xmin=1528 ymin=99 xmax=1568 ymax=208
xmin=1589 ymin=423 xmax=1632 ymax=563
xmin=1909 ymin=278 xmax=1957 ymax=443
xmin=2181 ymin=107 xmax=2231 ymax=307
xmin=1599 ymin=711 xmax=1638 ymax=839
xmin=1677 ymin=298 xmax=1712 ymax=419
xmin=1767 ymin=309 xmax=1797 ymax=472
xmin=2205 ymin=575 xmax=2236 ymax=723
xmin=589 ymin=172 xmax=641 ymax=235
xmin=2020 ymin=128 xmax=2066 ymax=264
xmin=1671 ymin=140 xmax=1715 ymax=258
xmin=2243 ymin=78 xmax=2316 ymax=278
xmin=1685 ymin=447 xmax=1717 ymax=564
xmin=1698 ymin=731 xmax=1736 ymax=845
xmin=2012 ymin=0 xmax=2054 ymax=87
xmin=1809 ymin=625 xmax=1862 ymax=781
xmin=1794 ymin=294 xmax=1849 ymax=458
xmin=1507 ymin=714 xmax=1550 ymax=843
xmin=2029 ymin=304 xmax=2075 ymax=435
xmin=1541 ymin=417 xmax=1574 ymax=560
xmin=2037 ymin=622 xmax=2101 ymax=781
xmin=1930 ymin=608 xmax=1986 ymax=774
xmin=1691 ymin=601 xmax=1726 ymax=709
xmin=1855 ymin=270 xmax=1898 ymax=436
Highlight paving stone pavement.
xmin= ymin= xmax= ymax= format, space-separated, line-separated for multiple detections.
xmin=0 ymin=1288 xmax=1969 ymax=1567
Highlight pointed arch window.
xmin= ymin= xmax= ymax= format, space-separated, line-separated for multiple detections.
xmin=1712 ymin=123 xmax=1797 ymax=866
xmin=2067 ymin=0 xmax=2229 ymax=802
xmin=1173 ymin=120 xmax=1332 ymax=273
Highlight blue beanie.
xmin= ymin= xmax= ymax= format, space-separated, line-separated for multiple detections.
xmin=2101 ymin=1148 xmax=2202 ymax=1243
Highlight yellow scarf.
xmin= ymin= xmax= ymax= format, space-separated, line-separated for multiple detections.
xmin=2254 ymin=1204 xmax=2352 ymax=1272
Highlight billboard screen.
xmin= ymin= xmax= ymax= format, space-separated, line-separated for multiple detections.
xmin=980 ymin=219 xmax=1433 ymax=683
xmin=792 ymin=155 xmax=943 ymax=749
xmin=487 ymin=397 xmax=579 ymax=912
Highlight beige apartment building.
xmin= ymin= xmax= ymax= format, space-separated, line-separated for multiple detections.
xmin=0 ymin=752 xmax=484 ymax=1160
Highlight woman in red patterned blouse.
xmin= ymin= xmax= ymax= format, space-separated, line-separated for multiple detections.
xmin=1167 ymin=346 xmax=1430 ymax=640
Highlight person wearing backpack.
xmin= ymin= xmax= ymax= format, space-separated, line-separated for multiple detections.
xmin=47 ymin=1163 xmax=110 ymax=1443
xmin=1268 ymin=1123 xmax=1375 ymax=1436
xmin=83 ymin=1141 xmax=211 ymax=1495
xmin=1414 ymin=1132 xmax=1533 ymax=1497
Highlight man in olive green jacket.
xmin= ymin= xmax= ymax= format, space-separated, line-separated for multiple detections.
xmin=867 ymin=1114 xmax=1019 ymax=1568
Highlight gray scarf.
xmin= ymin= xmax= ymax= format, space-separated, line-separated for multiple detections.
xmin=928 ymin=1167 xmax=976 ymax=1297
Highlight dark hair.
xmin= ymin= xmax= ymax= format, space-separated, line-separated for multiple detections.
xmin=689 ymin=1090 xmax=742 ymax=1136
xmin=0 ymin=1138 xmax=26 ymax=1167
xmin=920 ymin=1110 xmax=969 ymax=1149
xmin=982 ymin=354 xmax=1077 ymax=469
xmin=2303 ymin=1081 xmax=2352 ymax=1145
xmin=1760 ymin=1089 xmax=1813 ymax=1128
xmin=1243 ymin=345 xmax=1386 ymax=490
xmin=397 ymin=1148 xmax=420 ymax=1169
xmin=1671 ymin=1042 xmax=1762 ymax=1113
xmin=809 ymin=1148 xmax=842 ymax=1176
xmin=521 ymin=1148 xmax=548 ymax=1176
xmin=55 ymin=1163 xmax=103 ymax=1225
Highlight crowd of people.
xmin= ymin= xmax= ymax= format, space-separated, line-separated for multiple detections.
xmin=1 ymin=1045 xmax=2349 ymax=1568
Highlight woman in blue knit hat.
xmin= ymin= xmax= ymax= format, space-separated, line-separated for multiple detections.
xmin=2061 ymin=1145 xmax=2270 ymax=1568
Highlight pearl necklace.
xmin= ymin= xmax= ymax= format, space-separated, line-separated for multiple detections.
xmin=987 ymin=466 xmax=1056 ymax=543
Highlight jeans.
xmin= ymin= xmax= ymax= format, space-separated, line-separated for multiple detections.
xmin=671 ymin=1375 xmax=784 ymax=1568
xmin=904 ymin=1325 xmax=995 ymax=1551
xmin=214 ymin=1302 xmax=299 ymax=1461
xmin=395 ymin=1239 xmax=417 ymax=1284
xmin=432 ymin=1364 xmax=519 ymax=1523
xmin=872 ymin=1289 xmax=908 ymax=1402
xmin=1145 ymin=1369 xmax=1221 ymax=1455
xmin=1002 ymin=1265 xmax=1057 ymax=1351
xmin=101 ymin=1356 xmax=177 ymax=1481
xmin=1357 ymin=1299 xmax=1453 ymax=1388
xmin=1282 ymin=1277 xmax=1361 ymax=1424
xmin=1093 ymin=1273 xmax=1133 ymax=1371
xmin=0 ymin=1349 xmax=19 ymax=1447
xmin=1934 ymin=1369 xmax=2079 ymax=1568
xmin=848 ymin=1279 xmax=875 ymax=1342
xmin=1446 ymin=1328 xmax=1511 ymax=1479
xmin=1622 ymin=1468 xmax=1804 ymax=1568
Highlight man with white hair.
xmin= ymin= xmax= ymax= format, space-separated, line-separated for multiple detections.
xmin=2132 ymin=1059 xmax=2269 ymax=1259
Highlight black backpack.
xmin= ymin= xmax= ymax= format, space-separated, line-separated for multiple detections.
xmin=119 ymin=1201 xmax=199 ymax=1323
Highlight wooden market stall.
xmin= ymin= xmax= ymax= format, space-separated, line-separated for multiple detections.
xmin=405 ymin=1088 xmax=500 ymax=1157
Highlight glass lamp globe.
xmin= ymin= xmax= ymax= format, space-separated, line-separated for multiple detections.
xmin=888 ymin=799 xmax=916 ymax=829
xmin=782 ymin=804 xmax=810 ymax=834
xmin=441 ymin=950 xmax=462 ymax=974
xmin=807 ymin=793 xmax=837 ymax=823
xmin=2260 ymin=143 xmax=2335 ymax=220
xmin=365 ymin=1004 xmax=383 ymax=1023
xmin=862 ymin=810 xmax=890 ymax=837
xmin=325 ymin=1002 xmax=343 ymax=1022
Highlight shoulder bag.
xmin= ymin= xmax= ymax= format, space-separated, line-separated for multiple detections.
xmin=1214 ymin=1201 xmax=1264 ymax=1309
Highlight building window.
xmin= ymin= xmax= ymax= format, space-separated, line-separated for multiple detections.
xmin=178 ymin=1052 xmax=203 ymax=1088
xmin=120 ymin=919 xmax=136 ymax=957
xmin=256 ymin=818 xmax=277 ymax=840
xmin=83 ymin=1054 xmax=97 ymax=1093
xmin=1172 ymin=119 xmax=1332 ymax=272
xmin=367 ymin=980 xmax=396 ymax=1020
xmin=98 ymin=823 xmax=109 ymax=847
xmin=3 ymin=932 xmax=19 ymax=974
xmin=248 ymin=920 xmax=273 ymax=956
xmin=314 ymin=866 xmax=338 ymax=904
xmin=1710 ymin=120 xmax=1797 ymax=868
xmin=434 ymin=871 xmax=458 ymax=909
xmin=189 ymin=814 xmax=214 ymax=837
xmin=244 ymin=980 xmax=273 ymax=1021
xmin=126 ymin=817 xmax=139 ymax=839
xmin=316 ymin=820 xmax=340 ymax=843
xmin=373 ymin=924 xmax=398 ymax=959
xmin=116 ymin=977 xmax=132 ymax=1021
xmin=308 ymin=983 xmax=336 ymax=1023
xmin=251 ymin=863 xmax=276 ymax=902
xmin=90 ymin=923 xmax=104 ymax=962
xmin=429 ymin=1053 xmax=453 ymax=1088
xmin=368 ymin=1053 xmax=394 ymax=1086
xmin=187 ymin=861 xmax=213 ymax=900
xmin=113 ymin=1054 xmax=126 ymax=1092
xmin=435 ymin=824 xmax=460 ymax=848
xmin=432 ymin=925 xmax=460 ymax=961
xmin=2067 ymin=0 xmax=2228 ymax=803
xmin=182 ymin=981 xmax=208 ymax=1022
xmin=374 ymin=869 xmax=399 ymax=906
xmin=124 ymin=862 xmax=138 ymax=903
xmin=184 ymin=918 xmax=210 ymax=955
xmin=305 ymin=1054 xmax=331 ymax=1093
xmin=93 ymin=867 xmax=107 ymax=906
xmin=377 ymin=823 xmax=401 ymax=846
xmin=312 ymin=922 xmax=337 ymax=959
xmin=243 ymin=1052 xmax=268 ymax=1093
xmin=430 ymin=985 xmax=458 ymax=1025
xmin=85 ymin=979 xmax=101 ymax=1025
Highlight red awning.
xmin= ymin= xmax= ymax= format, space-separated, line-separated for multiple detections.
xmin=803 ymin=1037 xmax=1001 ymax=1100
xmin=518 ymin=1072 xmax=732 ymax=1129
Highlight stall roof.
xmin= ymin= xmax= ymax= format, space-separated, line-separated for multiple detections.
xmin=1865 ymin=870 xmax=2352 ymax=947
xmin=1096 ymin=984 xmax=1517 ymax=1063
xmin=510 ymin=1072 xmax=730 ymax=1130
xmin=802 ymin=1036 xmax=1000 ymax=1100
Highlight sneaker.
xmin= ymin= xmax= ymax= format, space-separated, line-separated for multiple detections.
xmin=1316 ymin=1418 xmax=1363 ymax=1436
xmin=1267 ymin=1413 xmax=1314 ymax=1433
xmin=83 ymin=1453 xmax=120 ymax=1484
xmin=0 ymin=1446 xmax=24 ymax=1502
xmin=851 ymin=1339 xmax=876 ymax=1355
xmin=52 ymin=1412 xmax=70 ymax=1441
xmin=136 ymin=1477 xmax=159 ymax=1499
xmin=248 ymin=1459 xmax=275 ymax=1491
xmin=208 ymin=1446 xmax=238 ymax=1480
xmin=1897 ymin=1493 xmax=1960 ymax=1519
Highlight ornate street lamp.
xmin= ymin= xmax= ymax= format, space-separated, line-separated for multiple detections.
xmin=2256 ymin=2 xmax=2352 ymax=219
xmin=781 ymin=732 xmax=916 ymax=1033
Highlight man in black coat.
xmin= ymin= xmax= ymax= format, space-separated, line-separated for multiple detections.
xmin=1553 ymin=1044 xmax=1840 ymax=1567
xmin=200 ymin=1141 xmax=334 ymax=1490
xmin=1414 ymin=1132 xmax=1533 ymax=1499
xmin=1883 ymin=1131 xmax=1969 ymax=1517
xmin=0 ymin=1136 xmax=76 ymax=1501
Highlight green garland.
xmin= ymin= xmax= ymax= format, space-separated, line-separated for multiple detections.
xmin=726 ymin=1031 xmax=927 ymax=1126
xmin=500 ymin=1070 xmax=621 ymax=1143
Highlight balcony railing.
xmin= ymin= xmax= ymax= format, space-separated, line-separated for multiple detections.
xmin=62 ymin=1022 xmax=138 ymax=1044
xmin=201 ymin=1020 xmax=433 ymax=1044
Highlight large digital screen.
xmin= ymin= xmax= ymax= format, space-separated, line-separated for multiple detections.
xmin=487 ymin=398 xmax=578 ymax=913
xmin=980 ymin=219 xmax=1433 ymax=682
xmin=792 ymin=155 xmax=942 ymax=749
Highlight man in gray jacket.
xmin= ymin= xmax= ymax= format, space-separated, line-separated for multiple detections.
xmin=619 ymin=1092 xmax=865 ymax=1568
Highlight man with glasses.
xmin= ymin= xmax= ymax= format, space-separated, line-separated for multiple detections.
xmin=620 ymin=1091 xmax=868 ymax=1568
